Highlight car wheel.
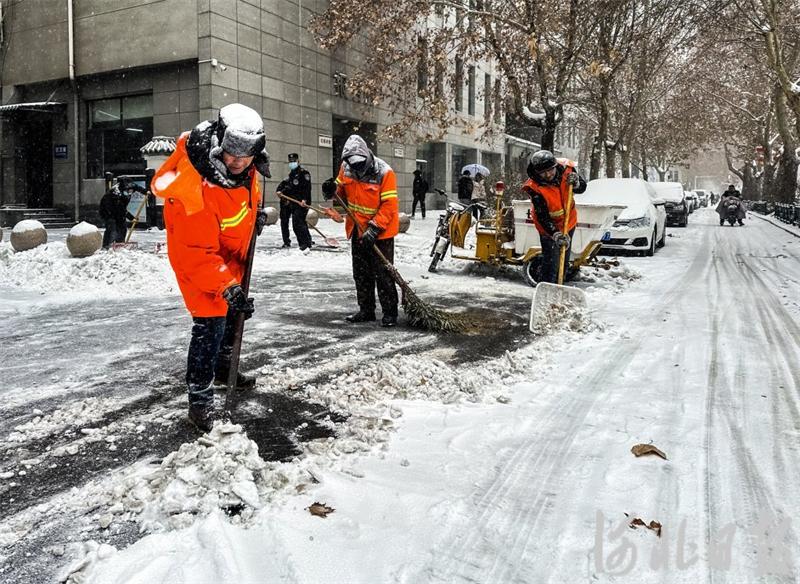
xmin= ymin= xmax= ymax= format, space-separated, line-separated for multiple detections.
xmin=645 ymin=229 xmax=656 ymax=256
xmin=522 ymin=255 xmax=544 ymax=287
xmin=657 ymin=226 xmax=666 ymax=248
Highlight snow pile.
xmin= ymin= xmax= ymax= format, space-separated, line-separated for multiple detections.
xmin=0 ymin=241 xmax=178 ymax=298
xmin=60 ymin=540 xmax=117 ymax=584
xmin=12 ymin=219 xmax=45 ymax=234
xmin=574 ymin=261 xmax=641 ymax=288
xmin=97 ymin=423 xmax=268 ymax=533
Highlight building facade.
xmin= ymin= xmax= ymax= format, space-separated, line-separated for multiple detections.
xmin=0 ymin=0 xmax=505 ymax=221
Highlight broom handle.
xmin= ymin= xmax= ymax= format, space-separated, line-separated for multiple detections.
xmin=125 ymin=195 xmax=148 ymax=243
xmin=277 ymin=192 xmax=329 ymax=215
xmin=556 ymin=184 xmax=574 ymax=286
xmin=224 ymin=181 xmax=262 ymax=407
xmin=333 ymin=192 xmax=414 ymax=295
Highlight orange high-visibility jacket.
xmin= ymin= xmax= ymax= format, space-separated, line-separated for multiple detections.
xmin=335 ymin=162 xmax=399 ymax=239
xmin=152 ymin=133 xmax=261 ymax=317
xmin=521 ymin=159 xmax=578 ymax=235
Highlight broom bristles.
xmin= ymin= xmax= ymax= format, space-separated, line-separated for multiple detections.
xmin=401 ymin=286 xmax=466 ymax=333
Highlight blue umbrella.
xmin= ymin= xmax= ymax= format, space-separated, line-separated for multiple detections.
xmin=461 ymin=163 xmax=490 ymax=177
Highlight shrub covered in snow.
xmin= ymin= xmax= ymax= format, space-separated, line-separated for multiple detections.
xmin=10 ymin=220 xmax=47 ymax=252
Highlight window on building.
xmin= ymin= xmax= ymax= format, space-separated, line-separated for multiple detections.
xmin=417 ymin=37 xmax=428 ymax=95
xmin=455 ymin=57 xmax=464 ymax=112
xmin=86 ymin=94 xmax=153 ymax=179
xmin=484 ymin=73 xmax=492 ymax=118
xmin=468 ymin=66 xmax=476 ymax=116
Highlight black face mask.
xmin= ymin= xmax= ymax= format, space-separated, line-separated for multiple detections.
xmin=346 ymin=156 xmax=370 ymax=178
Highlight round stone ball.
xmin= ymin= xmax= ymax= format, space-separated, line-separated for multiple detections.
xmin=67 ymin=221 xmax=103 ymax=258
xmin=10 ymin=220 xmax=47 ymax=252
xmin=305 ymin=209 xmax=319 ymax=228
xmin=398 ymin=212 xmax=411 ymax=233
xmin=263 ymin=206 xmax=279 ymax=226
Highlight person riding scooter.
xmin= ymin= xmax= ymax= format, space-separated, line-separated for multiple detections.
xmin=716 ymin=185 xmax=745 ymax=226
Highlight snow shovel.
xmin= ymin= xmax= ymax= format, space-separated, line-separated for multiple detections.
xmin=529 ymin=185 xmax=587 ymax=333
xmin=112 ymin=195 xmax=147 ymax=251
xmin=277 ymin=192 xmax=344 ymax=223
xmin=309 ymin=224 xmax=340 ymax=248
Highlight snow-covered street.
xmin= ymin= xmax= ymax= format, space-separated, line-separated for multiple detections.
xmin=2 ymin=207 xmax=799 ymax=583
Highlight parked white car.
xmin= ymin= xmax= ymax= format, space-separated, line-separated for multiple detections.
xmin=576 ymin=178 xmax=667 ymax=256
xmin=651 ymin=182 xmax=688 ymax=227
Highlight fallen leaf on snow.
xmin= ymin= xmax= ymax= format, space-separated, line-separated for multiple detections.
xmin=308 ymin=502 xmax=335 ymax=518
xmin=631 ymin=443 xmax=667 ymax=460
xmin=628 ymin=517 xmax=662 ymax=537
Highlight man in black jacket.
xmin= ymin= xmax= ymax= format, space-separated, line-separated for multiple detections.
xmin=99 ymin=181 xmax=135 ymax=248
xmin=412 ymin=169 xmax=429 ymax=219
xmin=277 ymin=153 xmax=313 ymax=250
xmin=457 ymin=170 xmax=474 ymax=204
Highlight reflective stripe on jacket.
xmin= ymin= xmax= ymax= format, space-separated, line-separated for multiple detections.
xmin=152 ymin=134 xmax=261 ymax=317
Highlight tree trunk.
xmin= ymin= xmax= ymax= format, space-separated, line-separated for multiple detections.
xmin=772 ymin=86 xmax=799 ymax=203
xmin=540 ymin=107 xmax=558 ymax=152
xmin=741 ymin=164 xmax=760 ymax=199
xmin=605 ymin=143 xmax=617 ymax=178
xmin=621 ymin=146 xmax=631 ymax=178
xmin=657 ymin=168 xmax=667 ymax=182
xmin=590 ymin=84 xmax=610 ymax=180
xmin=640 ymin=149 xmax=649 ymax=181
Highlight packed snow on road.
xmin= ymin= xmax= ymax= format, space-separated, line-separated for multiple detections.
xmin=1 ymin=207 xmax=799 ymax=583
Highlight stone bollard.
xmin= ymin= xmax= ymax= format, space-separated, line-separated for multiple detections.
xmin=306 ymin=209 xmax=319 ymax=228
xmin=398 ymin=212 xmax=411 ymax=233
xmin=67 ymin=222 xmax=103 ymax=258
xmin=263 ymin=206 xmax=279 ymax=226
xmin=10 ymin=220 xmax=47 ymax=252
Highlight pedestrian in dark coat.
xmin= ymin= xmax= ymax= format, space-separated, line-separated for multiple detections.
xmin=412 ymin=169 xmax=429 ymax=219
xmin=457 ymin=170 xmax=474 ymax=204
xmin=277 ymin=153 xmax=314 ymax=250
xmin=99 ymin=183 xmax=134 ymax=248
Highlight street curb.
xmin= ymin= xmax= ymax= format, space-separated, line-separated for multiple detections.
xmin=750 ymin=212 xmax=800 ymax=238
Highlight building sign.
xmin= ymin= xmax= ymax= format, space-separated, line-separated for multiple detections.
xmin=394 ymin=147 xmax=405 ymax=158
xmin=318 ymin=135 xmax=333 ymax=148
xmin=54 ymin=144 xmax=68 ymax=159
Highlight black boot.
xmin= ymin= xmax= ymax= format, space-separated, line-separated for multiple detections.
xmin=188 ymin=404 xmax=215 ymax=432
xmin=345 ymin=310 xmax=376 ymax=323
xmin=214 ymin=366 xmax=256 ymax=390
xmin=381 ymin=314 xmax=398 ymax=328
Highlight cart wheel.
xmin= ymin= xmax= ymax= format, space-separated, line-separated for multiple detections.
xmin=428 ymin=252 xmax=443 ymax=273
xmin=522 ymin=256 xmax=544 ymax=287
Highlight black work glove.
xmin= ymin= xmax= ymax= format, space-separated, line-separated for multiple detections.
xmin=553 ymin=232 xmax=571 ymax=248
xmin=322 ymin=177 xmax=337 ymax=200
xmin=256 ymin=209 xmax=268 ymax=236
xmin=222 ymin=284 xmax=255 ymax=320
xmin=360 ymin=223 xmax=381 ymax=247
xmin=567 ymin=172 xmax=580 ymax=187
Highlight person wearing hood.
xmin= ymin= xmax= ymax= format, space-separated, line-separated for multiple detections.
xmin=521 ymin=150 xmax=586 ymax=284
xmin=99 ymin=180 xmax=135 ymax=248
xmin=322 ymin=135 xmax=400 ymax=327
xmin=151 ymin=103 xmax=271 ymax=432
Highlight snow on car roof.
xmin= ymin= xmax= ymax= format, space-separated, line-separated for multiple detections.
xmin=576 ymin=178 xmax=652 ymax=218
xmin=650 ymin=181 xmax=685 ymax=202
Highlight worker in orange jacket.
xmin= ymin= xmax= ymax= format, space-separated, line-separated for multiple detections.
xmin=322 ymin=134 xmax=400 ymax=327
xmin=521 ymin=150 xmax=586 ymax=284
xmin=152 ymin=103 xmax=270 ymax=432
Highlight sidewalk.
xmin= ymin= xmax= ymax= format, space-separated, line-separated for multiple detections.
xmin=750 ymin=211 xmax=800 ymax=238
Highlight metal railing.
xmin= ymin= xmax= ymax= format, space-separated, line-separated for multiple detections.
xmin=773 ymin=202 xmax=800 ymax=225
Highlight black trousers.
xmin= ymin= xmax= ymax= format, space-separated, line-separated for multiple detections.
xmin=412 ymin=193 xmax=426 ymax=218
xmin=186 ymin=312 xmax=237 ymax=407
xmin=351 ymin=235 xmax=398 ymax=317
xmin=102 ymin=218 xmax=126 ymax=248
xmin=280 ymin=204 xmax=313 ymax=248
xmin=540 ymin=228 xmax=575 ymax=284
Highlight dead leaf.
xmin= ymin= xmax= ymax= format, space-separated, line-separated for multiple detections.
xmin=629 ymin=517 xmax=662 ymax=537
xmin=631 ymin=443 xmax=667 ymax=460
xmin=308 ymin=502 xmax=335 ymax=518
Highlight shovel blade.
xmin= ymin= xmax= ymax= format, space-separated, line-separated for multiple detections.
xmin=324 ymin=207 xmax=345 ymax=223
xmin=529 ymin=282 xmax=587 ymax=333
xmin=324 ymin=236 xmax=340 ymax=248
